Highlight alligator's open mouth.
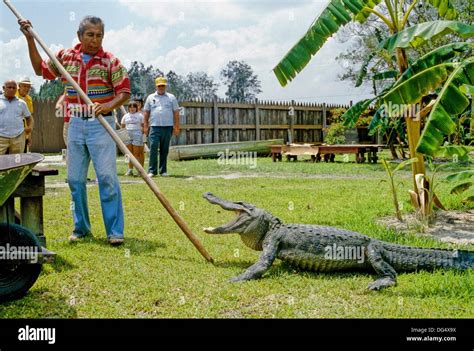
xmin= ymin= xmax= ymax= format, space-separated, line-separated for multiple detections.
xmin=202 ymin=192 xmax=252 ymax=234
xmin=203 ymin=210 xmax=243 ymax=234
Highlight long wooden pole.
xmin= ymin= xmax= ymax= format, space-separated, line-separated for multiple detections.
xmin=4 ymin=0 xmax=214 ymax=263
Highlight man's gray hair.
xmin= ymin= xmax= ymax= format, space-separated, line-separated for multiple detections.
xmin=78 ymin=16 xmax=104 ymax=35
xmin=3 ymin=80 xmax=17 ymax=86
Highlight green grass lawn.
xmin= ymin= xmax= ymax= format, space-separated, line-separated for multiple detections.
xmin=0 ymin=153 xmax=473 ymax=318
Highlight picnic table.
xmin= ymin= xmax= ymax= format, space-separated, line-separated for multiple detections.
xmin=271 ymin=144 xmax=383 ymax=164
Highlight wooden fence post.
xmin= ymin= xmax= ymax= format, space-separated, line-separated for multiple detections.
xmin=289 ymin=100 xmax=295 ymax=143
xmin=255 ymin=98 xmax=260 ymax=141
xmin=213 ymin=95 xmax=219 ymax=143
xmin=322 ymin=102 xmax=327 ymax=142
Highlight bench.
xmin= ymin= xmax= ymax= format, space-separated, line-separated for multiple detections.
xmin=271 ymin=144 xmax=383 ymax=164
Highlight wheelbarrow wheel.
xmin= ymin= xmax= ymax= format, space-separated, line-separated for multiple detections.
xmin=0 ymin=223 xmax=42 ymax=302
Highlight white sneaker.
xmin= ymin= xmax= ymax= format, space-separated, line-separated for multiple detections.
xmin=160 ymin=172 xmax=169 ymax=177
xmin=125 ymin=169 xmax=133 ymax=176
xmin=147 ymin=173 xmax=156 ymax=178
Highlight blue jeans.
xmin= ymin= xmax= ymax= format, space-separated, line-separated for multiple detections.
xmin=67 ymin=116 xmax=124 ymax=239
xmin=148 ymin=126 xmax=173 ymax=175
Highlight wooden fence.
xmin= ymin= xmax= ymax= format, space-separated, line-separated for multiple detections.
xmin=30 ymin=99 xmax=66 ymax=153
xmin=30 ymin=98 xmax=373 ymax=153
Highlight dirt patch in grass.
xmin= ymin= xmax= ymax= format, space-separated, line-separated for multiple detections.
xmin=185 ymin=172 xmax=372 ymax=180
xmin=377 ymin=210 xmax=474 ymax=246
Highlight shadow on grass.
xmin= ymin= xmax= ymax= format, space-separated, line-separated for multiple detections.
xmin=270 ymin=263 xmax=373 ymax=280
xmin=148 ymin=253 xmax=208 ymax=264
xmin=162 ymin=175 xmax=192 ymax=179
xmin=0 ymin=288 xmax=77 ymax=318
xmin=72 ymin=237 xmax=167 ymax=255
xmin=212 ymin=260 xmax=256 ymax=269
xmin=212 ymin=259 xmax=373 ymax=281
xmin=42 ymin=254 xmax=76 ymax=275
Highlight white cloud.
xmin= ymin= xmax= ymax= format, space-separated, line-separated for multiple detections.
xmin=155 ymin=7 xmax=310 ymax=74
xmin=102 ymin=24 xmax=167 ymax=67
xmin=143 ymin=4 xmax=367 ymax=103
xmin=0 ymin=36 xmax=63 ymax=88
xmin=0 ymin=0 xmax=371 ymax=104
xmin=193 ymin=28 xmax=210 ymax=37
xmin=118 ymin=0 xmax=251 ymax=25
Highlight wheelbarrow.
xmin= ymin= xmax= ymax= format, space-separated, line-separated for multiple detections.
xmin=0 ymin=153 xmax=55 ymax=302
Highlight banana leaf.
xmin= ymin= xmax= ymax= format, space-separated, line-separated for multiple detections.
xmin=382 ymin=63 xmax=456 ymax=117
xmin=460 ymin=84 xmax=474 ymax=96
xmin=393 ymin=157 xmax=419 ymax=173
xmin=274 ymin=0 xmax=384 ymax=86
xmin=341 ymin=98 xmax=376 ymax=127
xmin=435 ymin=144 xmax=470 ymax=162
xmin=462 ymin=196 xmax=474 ymax=204
xmin=446 ymin=170 xmax=474 ymax=183
xmin=356 ymin=51 xmax=377 ymax=87
xmin=425 ymin=0 xmax=458 ymax=20
xmin=380 ymin=21 xmax=474 ymax=52
xmin=398 ymin=42 xmax=473 ymax=82
xmin=367 ymin=105 xmax=385 ymax=135
xmin=416 ymin=58 xmax=474 ymax=156
xmin=372 ymin=70 xmax=398 ymax=81
xmin=450 ymin=182 xmax=473 ymax=194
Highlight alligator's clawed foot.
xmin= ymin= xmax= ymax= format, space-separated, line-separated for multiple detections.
xmin=367 ymin=277 xmax=397 ymax=291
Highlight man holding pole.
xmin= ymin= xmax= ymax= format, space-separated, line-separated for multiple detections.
xmin=19 ymin=16 xmax=131 ymax=245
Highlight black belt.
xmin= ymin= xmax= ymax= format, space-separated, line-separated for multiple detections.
xmin=79 ymin=114 xmax=113 ymax=120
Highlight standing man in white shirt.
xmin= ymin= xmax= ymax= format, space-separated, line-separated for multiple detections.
xmin=0 ymin=80 xmax=32 ymax=155
xmin=143 ymin=77 xmax=180 ymax=177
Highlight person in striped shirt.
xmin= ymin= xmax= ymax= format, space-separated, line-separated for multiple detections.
xmin=19 ymin=16 xmax=130 ymax=246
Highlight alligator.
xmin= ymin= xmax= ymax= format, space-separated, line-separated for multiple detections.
xmin=202 ymin=192 xmax=474 ymax=290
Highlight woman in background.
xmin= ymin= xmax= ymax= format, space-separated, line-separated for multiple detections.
xmin=121 ymin=101 xmax=144 ymax=176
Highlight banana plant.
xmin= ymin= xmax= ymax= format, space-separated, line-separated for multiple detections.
xmin=380 ymin=157 xmax=418 ymax=221
xmin=273 ymin=0 xmax=470 ymax=193
xmin=445 ymin=170 xmax=474 ymax=204
xmin=342 ymin=41 xmax=473 ymax=177
xmin=410 ymin=161 xmax=448 ymax=226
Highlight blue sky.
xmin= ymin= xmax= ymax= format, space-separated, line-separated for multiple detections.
xmin=0 ymin=0 xmax=374 ymax=103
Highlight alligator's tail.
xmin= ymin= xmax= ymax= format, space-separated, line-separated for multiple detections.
xmin=381 ymin=242 xmax=474 ymax=272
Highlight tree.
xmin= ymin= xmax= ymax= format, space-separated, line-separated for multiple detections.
xmin=166 ymin=71 xmax=218 ymax=100
xmin=335 ymin=0 xmax=473 ymax=92
xmin=220 ymin=60 xmax=262 ymax=101
xmin=36 ymin=79 xmax=63 ymax=100
xmin=185 ymin=72 xmax=219 ymax=100
xmin=166 ymin=70 xmax=190 ymax=100
xmin=128 ymin=61 xmax=163 ymax=99
xmin=28 ymin=86 xmax=38 ymax=99
xmin=273 ymin=0 xmax=472 ymax=195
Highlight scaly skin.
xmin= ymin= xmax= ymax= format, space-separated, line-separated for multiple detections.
xmin=203 ymin=193 xmax=474 ymax=290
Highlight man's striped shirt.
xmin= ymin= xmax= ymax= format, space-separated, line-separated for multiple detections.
xmin=41 ymin=43 xmax=130 ymax=107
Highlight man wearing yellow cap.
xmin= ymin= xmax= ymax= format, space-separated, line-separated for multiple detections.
xmin=143 ymin=76 xmax=180 ymax=177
